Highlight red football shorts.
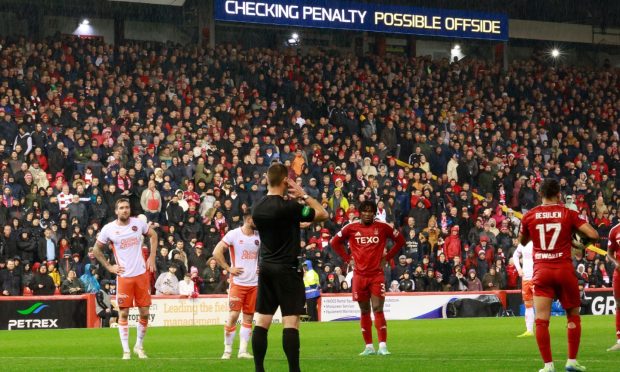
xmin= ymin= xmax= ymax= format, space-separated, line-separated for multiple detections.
xmin=116 ymin=272 xmax=152 ymax=308
xmin=229 ymin=283 xmax=257 ymax=314
xmin=532 ymin=266 xmax=580 ymax=310
xmin=614 ymin=271 xmax=620 ymax=298
xmin=352 ymin=273 xmax=385 ymax=302
xmin=521 ymin=279 xmax=534 ymax=303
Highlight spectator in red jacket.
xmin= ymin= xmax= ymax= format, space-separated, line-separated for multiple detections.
xmin=444 ymin=225 xmax=462 ymax=261
xmin=505 ymin=257 xmax=519 ymax=289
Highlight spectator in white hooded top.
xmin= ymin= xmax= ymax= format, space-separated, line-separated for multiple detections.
xmin=155 ymin=264 xmax=179 ymax=295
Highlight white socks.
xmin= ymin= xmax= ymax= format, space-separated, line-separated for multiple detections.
xmin=224 ymin=326 xmax=237 ymax=353
xmin=136 ymin=319 xmax=148 ymax=349
xmin=525 ymin=307 xmax=535 ymax=332
xmin=118 ymin=321 xmax=130 ymax=353
xmin=240 ymin=324 xmax=252 ymax=353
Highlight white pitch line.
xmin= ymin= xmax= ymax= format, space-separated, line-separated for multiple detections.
xmin=0 ymin=356 xmax=617 ymax=364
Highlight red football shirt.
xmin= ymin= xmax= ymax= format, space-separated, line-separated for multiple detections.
xmin=520 ymin=204 xmax=586 ymax=268
xmin=607 ymin=222 xmax=620 ymax=260
xmin=331 ymin=220 xmax=405 ymax=277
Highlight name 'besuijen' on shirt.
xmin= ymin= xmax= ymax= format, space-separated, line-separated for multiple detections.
xmin=535 ymin=212 xmax=562 ymax=219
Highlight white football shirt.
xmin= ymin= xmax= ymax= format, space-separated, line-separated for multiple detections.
xmin=513 ymin=241 xmax=534 ymax=280
xmin=222 ymin=227 xmax=260 ymax=286
xmin=97 ymin=217 xmax=149 ymax=278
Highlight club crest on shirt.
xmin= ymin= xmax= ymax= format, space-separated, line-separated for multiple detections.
xmin=255 ymin=240 xmax=259 ymax=246
xmin=239 ymin=240 xmax=244 ymax=244
xmin=373 ymin=228 xmax=379 ymax=235
xmin=132 ymin=226 xmax=138 ymax=232
xmin=117 ymin=293 xmax=129 ymax=306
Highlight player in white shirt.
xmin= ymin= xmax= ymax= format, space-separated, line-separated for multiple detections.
xmin=94 ymin=198 xmax=158 ymax=360
xmin=212 ymin=213 xmax=260 ymax=360
xmin=513 ymin=241 xmax=535 ymax=337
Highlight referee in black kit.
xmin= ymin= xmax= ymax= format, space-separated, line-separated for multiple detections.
xmin=251 ymin=163 xmax=328 ymax=372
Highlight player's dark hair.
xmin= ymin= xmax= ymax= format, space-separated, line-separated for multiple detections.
xmin=540 ymin=178 xmax=560 ymax=199
xmin=115 ymin=198 xmax=131 ymax=210
xmin=267 ymin=163 xmax=288 ymax=187
xmin=359 ymin=200 xmax=377 ymax=214
xmin=243 ymin=212 xmax=252 ymax=220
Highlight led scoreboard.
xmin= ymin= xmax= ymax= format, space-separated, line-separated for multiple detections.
xmin=215 ymin=0 xmax=508 ymax=41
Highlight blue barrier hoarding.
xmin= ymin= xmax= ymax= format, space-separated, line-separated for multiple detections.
xmin=215 ymin=0 xmax=508 ymax=41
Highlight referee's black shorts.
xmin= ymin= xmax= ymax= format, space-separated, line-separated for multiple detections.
xmin=256 ymin=262 xmax=305 ymax=316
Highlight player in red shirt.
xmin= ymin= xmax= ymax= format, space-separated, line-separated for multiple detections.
xmin=331 ymin=200 xmax=405 ymax=356
xmin=519 ymin=179 xmax=599 ymax=372
xmin=606 ymin=222 xmax=620 ymax=352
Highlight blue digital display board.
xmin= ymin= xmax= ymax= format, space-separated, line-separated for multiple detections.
xmin=215 ymin=0 xmax=508 ymax=41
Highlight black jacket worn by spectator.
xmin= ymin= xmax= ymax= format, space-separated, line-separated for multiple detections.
xmin=30 ymin=272 xmax=55 ymax=295
xmin=17 ymin=234 xmax=36 ymax=262
xmin=519 ymin=186 xmax=537 ymax=210
xmin=60 ymin=277 xmax=84 ymax=295
xmin=47 ymin=146 xmax=65 ymax=177
xmin=188 ymin=252 xmax=208 ymax=275
xmin=392 ymin=263 xmax=410 ymax=281
xmin=0 ymin=203 xmax=8 ymax=227
xmin=103 ymin=189 xmax=121 ymax=217
xmin=398 ymin=278 xmax=414 ymax=292
xmin=450 ymin=273 xmax=468 ymax=291
xmin=69 ymin=235 xmax=89 ymax=258
xmin=21 ymin=268 xmax=34 ymax=290
xmin=67 ymin=202 xmax=89 ymax=229
xmin=0 ymin=268 xmax=22 ymax=295
xmin=435 ymin=260 xmax=452 ymax=285
xmin=409 ymin=206 xmax=430 ymax=230
xmin=202 ymin=265 xmax=221 ymax=294
xmin=495 ymin=232 xmax=513 ymax=252
xmin=0 ymin=118 xmax=17 ymax=144
xmin=181 ymin=218 xmax=203 ymax=242
xmin=322 ymin=278 xmax=340 ymax=293
xmin=425 ymin=277 xmax=443 ymax=292
xmin=202 ymin=225 xmax=221 ymax=257
xmin=155 ymin=254 xmax=170 ymax=278
xmin=165 ymin=201 xmax=184 ymax=227
xmin=90 ymin=200 xmax=109 ymax=225
xmin=0 ymin=234 xmax=17 ymax=260
xmin=413 ymin=273 xmax=426 ymax=292
xmin=476 ymin=257 xmax=490 ymax=279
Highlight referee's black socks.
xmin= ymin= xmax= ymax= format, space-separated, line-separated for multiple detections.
xmin=252 ymin=326 xmax=268 ymax=372
xmin=282 ymin=328 xmax=301 ymax=372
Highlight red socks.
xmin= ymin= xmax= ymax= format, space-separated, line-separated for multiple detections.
xmin=374 ymin=311 xmax=387 ymax=343
xmin=535 ymin=318 xmax=552 ymax=363
xmin=567 ymin=315 xmax=581 ymax=359
xmin=360 ymin=312 xmax=373 ymax=345
xmin=616 ymin=309 xmax=620 ymax=340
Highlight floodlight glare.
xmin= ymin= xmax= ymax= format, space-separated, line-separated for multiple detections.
xmin=81 ymin=19 xmax=90 ymax=26
xmin=551 ymin=48 xmax=560 ymax=58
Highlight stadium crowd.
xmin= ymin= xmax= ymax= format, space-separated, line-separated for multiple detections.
xmin=0 ymin=34 xmax=619 ymax=304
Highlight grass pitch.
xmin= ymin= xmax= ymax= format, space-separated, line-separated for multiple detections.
xmin=1 ymin=316 xmax=617 ymax=371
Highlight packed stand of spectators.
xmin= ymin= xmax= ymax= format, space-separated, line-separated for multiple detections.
xmin=0 ymin=34 xmax=619 ymax=302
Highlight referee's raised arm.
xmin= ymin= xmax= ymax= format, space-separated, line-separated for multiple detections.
xmin=286 ymin=178 xmax=329 ymax=223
